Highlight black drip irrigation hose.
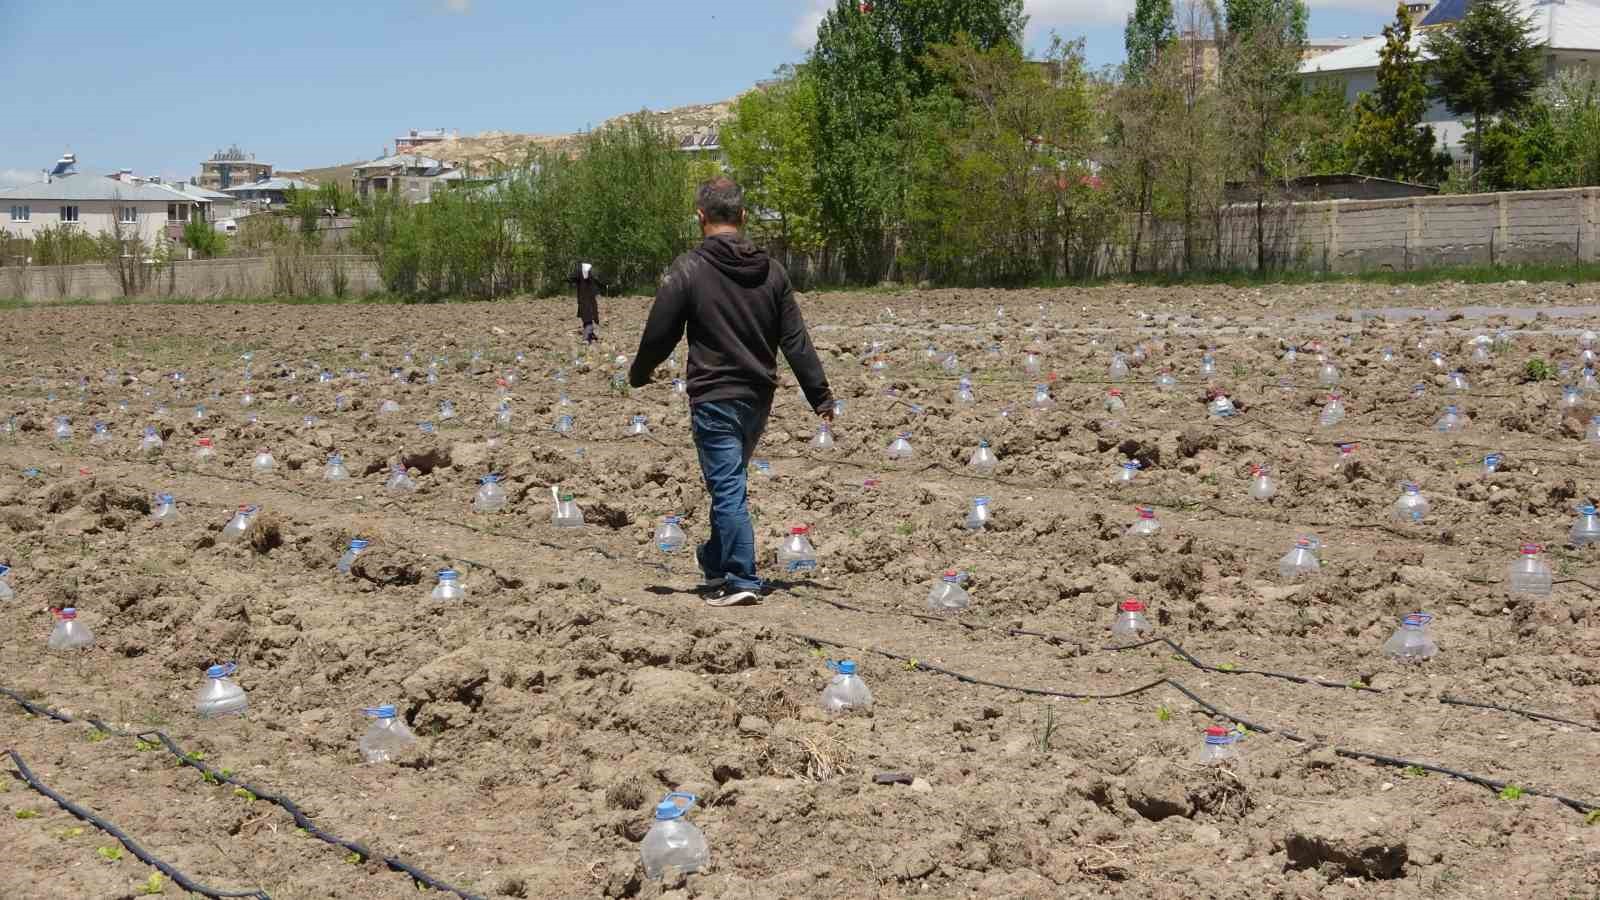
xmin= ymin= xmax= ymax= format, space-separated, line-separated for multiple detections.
xmin=791 ymin=588 xmax=1381 ymax=693
xmin=4 ymin=749 xmax=272 ymax=900
xmin=1439 ymin=694 xmax=1600 ymax=734
xmin=0 ymin=688 xmax=485 ymax=900
xmin=781 ymin=629 xmax=1600 ymax=816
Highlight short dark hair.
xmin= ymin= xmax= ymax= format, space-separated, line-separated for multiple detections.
xmin=696 ymin=177 xmax=744 ymax=226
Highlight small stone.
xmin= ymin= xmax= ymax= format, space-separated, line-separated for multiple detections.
xmin=736 ymin=714 xmax=771 ymax=736
xmin=910 ymin=777 xmax=933 ymax=793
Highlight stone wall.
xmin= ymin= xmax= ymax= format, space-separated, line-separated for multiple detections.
xmin=0 ymin=255 xmax=383 ymax=303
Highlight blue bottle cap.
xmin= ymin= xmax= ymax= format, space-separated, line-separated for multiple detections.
xmin=206 ymin=662 xmax=238 ymax=679
xmin=156 ymin=493 xmax=174 ymax=504
xmin=1578 ymin=504 xmax=1597 ymax=516
xmin=349 ymin=539 xmax=370 ymax=550
xmin=480 ymin=474 xmax=498 ymax=484
xmin=363 ymin=705 xmax=398 ymax=719
xmin=438 ymin=569 xmax=458 ymax=580
xmin=653 ymin=792 xmax=697 ymax=820
xmin=1401 ymin=612 xmax=1432 ymax=628
xmin=978 ymin=439 xmax=989 ymax=447
xmin=975 ymin=496 xmax=991 ymax=505
xmin=829 ymin=660 xmax=857 ymax=675
xmin=0 ymin=564 xmax=9 ymax=577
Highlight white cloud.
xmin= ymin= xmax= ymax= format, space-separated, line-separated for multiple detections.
xmin=791 ymin=0 xmax=829 ymax=49
xmin=0 ymin=168 xmax=39 ymax=188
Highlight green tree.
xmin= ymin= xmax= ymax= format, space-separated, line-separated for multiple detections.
xmin=1423 ymin=0 xmax=1541 ymax=186
xmin=1348 ymin=3 xmax=1450 ymax=185
xmin=721 ymin=66 xmax=825 ymax=271
xmin=903 ymin=35 xmax=1099 ymax=284
xmin=182 ymin=218 xmax=227 ymax=259
xmin=1475 ymin=71 xmax=1600 ymax=191
xmin=1220 ymin=0 xmax=1309 ymax=270
xmin=807 ymin=0 xmax=1026 ymax=281
xmin=1124 ymin=0 xmax=1177 ymax=83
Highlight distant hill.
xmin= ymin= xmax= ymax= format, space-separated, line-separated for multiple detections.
xmin=294 ymin=95 xmax=739 ymax=185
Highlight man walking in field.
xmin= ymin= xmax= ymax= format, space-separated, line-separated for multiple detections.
xmin=628 ymin=177 xmax=833 ymax=607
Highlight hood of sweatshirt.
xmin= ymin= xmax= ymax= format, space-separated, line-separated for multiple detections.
xmin=695 ymin=234 xmax=770 ymax=289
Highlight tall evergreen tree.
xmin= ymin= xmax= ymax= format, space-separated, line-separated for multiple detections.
xmin=1423 ymin=0 xmax=1542 ymax=185
xmin=1124 ymin=0 xmax=1177 ymax=83
xmin=1348 ymin=3 xmax=1450 ymax=184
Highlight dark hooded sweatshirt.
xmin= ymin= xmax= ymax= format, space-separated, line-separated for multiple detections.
xmin=569 ymin=265 xmax=605 ymax=325
xmin=629 ymin=234 xmax=832 ymax=412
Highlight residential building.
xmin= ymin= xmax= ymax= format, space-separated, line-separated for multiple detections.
xmin=222 ymin=177 xmax=318 ymax=209
xmin=1173 ymin=31 xmax=1364 ymax=83
xmin=1 ymin=157 xmax=210 ymax=246
xmin=198 ymin=145 xmax=272 ymax=190
xmin=394 ymin=128 xmax=458 ymax=155
xmin=1300 ymin=0 xmax=1600 ymax=155
xmin=353 ymin=153 xmax=454 ymax=202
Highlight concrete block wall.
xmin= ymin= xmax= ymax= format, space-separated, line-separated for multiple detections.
xmin=0 ymin=255 xmax=383 ymax=303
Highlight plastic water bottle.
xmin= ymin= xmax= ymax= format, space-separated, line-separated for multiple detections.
xmin=1434 ymin=405 xmax=1469 ymax=433
xmin=195 ymin=663 xmax=248 ymax=718
xmin=1198 ymin=725 xmax=1239 ymax=764
xmin=1382 ymin=612 xmax=1438 ymax=662
xmin=954 ymin=377 xmax=975 ymax=405
xmin=1508 ymin=543 xmax=1552 ymax=597
xmin=1318 ymin=362 xmax=1341 ymax=387
xmin=1447 ymin=371 xmax=1470 ymax=392
xmin=473 ymin=475 xmax=507 ymax=513
xmin=1200 ymin=353 xmax=1216 ymax=377
xmin=1583 ymin=330 xmax=1598 ymax=351
xmin=52 ymin=416 xmax=72 ymax=442
xmin=439 ymin=399 xmax=456 ymax=420
xmin=1570 ymin=504 xmax=1600 ymax=546
xmin=1108 ymin=354 xmax=1129 ymax=381
xmin=820 ymin=660 xmax=873 ymax=713
xmin=886 ymin=432 xmax=914 ymax=461
xmin=549 ymin=413 xmax=574 ymax=435
xmin=627 ymin=415 xmax=650 ymax=437
xmin=1127 ymin=506 xmax=1161 ymax=537
xmin=151 ymin=493 xmax=178 ymax=525
xmin=1283 ymin=346 xmax=1299 ymax=364
xmin=640 ymin=793 xmax=709 ymax=881
xmin=1031 ymin=384 xmax=1054 ymax=409
xmin=655 ymin=516 xmax=687 ymax=555
xmin=810 ymin=423 xmax=835 ymax=450
xmin=1586 ymin=416 xmax=1600 ymax=445
xmin=1207 ymin=393 xmax=1238 ymax=419
xmin=1392 ymin=483 xmax=1430 ymax=523
xmin=1582 ymin=368 xmax=1600 ymax=394
xmin=1559 ymin=386 xmax=1582 ymax=410
xmin=968 ymin=440 xmax=997 ymax=474
xmin=1023 ymin=352 xmax=1041 ymax=377
xmin=552 ymin=492 xmax=584 ymax=528
xmin=1155 ymin=370 xmax=1178 ymax=391
xmin=1105 ymin=389 xmax=1126 ymax=412
xmin=1429 ymin=351 xmax=1447 ymax=371
xmin=1410 ymin=381 xmax=1427 ymax=399
xmin=1318 ymin=394 xmax=1345 ymax=427
xmin=926 ymin=570 xmax=971 ymax=612
xmin=0 ymin=564 xmax=12 ymax=601
xmin=1248 ymin=465 xmax=1276 ymax=500
xmin=89 ymin=422 xmax=112 ymax=445
xmin=358 ymin=705 xmax=418 ymax=763
xmin=965 ymin=496 xmax=992 ymax=530
xmin=752 ymin=459 xmax=773 ymax=478
xmin=1380 ymin=348 xmax=1395 ymax=364
xmin=382 ymin=464 xmax=415 ymax=493
xmin=1112 ymin=598 xmax=1153 ymax=639
xmin=220 ymin=505 xmax=257 ymax=541
xmin=1115 ymin=460 xmax=1141 ymax=486
xmin=136 ymin=425 xmax=164 ymax=454
xmin=379 ymin=398 xmax=401 ymax=415
xmin=324 ymin=454 xmax=350 ymax=481
xmin=1278 ymin=536 xmax=1321 ymax=579
xmin=1483 ymin=453 xmax=1503 ymax=475
xmin=338 ymin=539 xmax=369 ymax=575
xmin=426 ymin=568 xmax=464 ymax=600
xmin=253 ymin=448 xmax=275 ymax=472
xmin=48 ymin=608 xmax=95 ymax=650
xmin=1471 ymin=343 xmax=1492 ymax=366
xmin=779 ymin=526 xmax=818 ymax=575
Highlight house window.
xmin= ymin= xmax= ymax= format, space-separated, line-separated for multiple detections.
xmin=8 ymin=205 xmax=28 ymax=222
xmin=119 ymin=206 xmax=138 ymax=224
xmin=60 ymin=205 xmax=79 ymax=223
xmin=167 ymin=203 xmax=190 ymax=223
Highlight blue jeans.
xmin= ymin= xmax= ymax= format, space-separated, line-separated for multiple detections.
xmin=691 ymin=398 xmax=770 ymax=592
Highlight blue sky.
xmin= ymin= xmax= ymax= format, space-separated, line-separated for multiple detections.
xmin=0 ymin=0 xmax=1394 ymax=186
